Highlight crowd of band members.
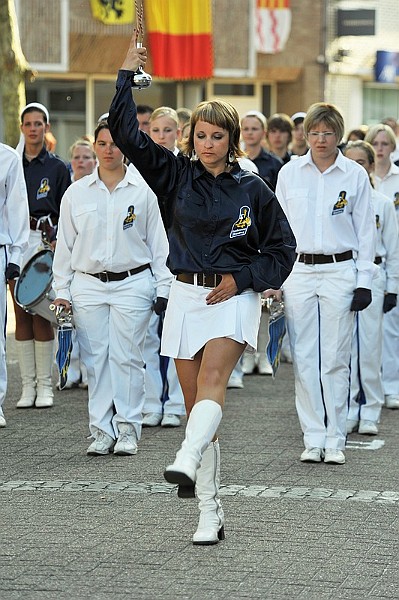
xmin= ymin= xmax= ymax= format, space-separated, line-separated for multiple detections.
xmin=1 ymin=98 xmax=399 ymax=461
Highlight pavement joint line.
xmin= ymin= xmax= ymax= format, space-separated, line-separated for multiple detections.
xmin=0 ymin=480 xmax=398 ymax=503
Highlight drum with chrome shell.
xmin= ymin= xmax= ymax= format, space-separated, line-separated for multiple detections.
xmin=15 ymin=249 xmax=57 ymax=326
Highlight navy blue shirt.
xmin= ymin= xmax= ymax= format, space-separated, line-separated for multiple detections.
xmin=251 ymin=148 xmax=283 ymax=191
xmin=23 ymin=146 xmax=71 ymax=220
xmin=109 ymin=70 xmax=296 ymax=293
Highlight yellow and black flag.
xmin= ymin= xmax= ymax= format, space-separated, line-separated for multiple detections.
xmin=90 ymin=0 xmax=135 ymax=25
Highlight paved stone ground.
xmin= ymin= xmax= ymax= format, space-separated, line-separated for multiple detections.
xmin=1 ymin=294 xmax=399 ymax=599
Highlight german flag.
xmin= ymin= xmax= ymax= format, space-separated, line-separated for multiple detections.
xmin=146 ymin=0 xmax=213 ymax=80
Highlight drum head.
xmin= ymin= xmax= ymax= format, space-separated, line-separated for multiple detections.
xmin=15 ymin=249 xmax=53 ymax=308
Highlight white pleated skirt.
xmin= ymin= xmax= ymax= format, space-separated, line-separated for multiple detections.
xmin=161 ymin=279 xmax=262 ymax=359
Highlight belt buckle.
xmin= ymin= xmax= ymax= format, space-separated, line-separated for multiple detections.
xmin=302 ymin=254 xmax=314 ymax=265
xmin=202 ymin=274 xmax=216 ymax=288
xmin=99 ymin=271 xmax=109 ymax=283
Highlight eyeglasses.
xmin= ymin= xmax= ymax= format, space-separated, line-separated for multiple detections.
xmin=308 ymin=131 xmax=336 ymax=139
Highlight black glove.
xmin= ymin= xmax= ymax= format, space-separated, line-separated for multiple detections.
xmin=153 ymin=297 xmax=168 ymax=315
xmin=383 ymin=293 xmax=397 ymax=313
xmin=5 ymin=263 xmax=20 ymax=280
xmin=350 ymin=288 xmax=372 ymax=312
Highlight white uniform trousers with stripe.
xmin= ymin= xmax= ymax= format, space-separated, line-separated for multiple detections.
xmin=0 ymin=250 xmax=7 ymax=412
xmin=348 ymin=266 xmax=385 ymax=422
xmin=283 ymin=260 xmax=356 ymax=451
xmin=70 ymin=269 xmax=154 ymax=440
xmin=143 ymin=311 xmax=185 ymax=416
xmin=382 ymin=302 xmax=399 ymax=396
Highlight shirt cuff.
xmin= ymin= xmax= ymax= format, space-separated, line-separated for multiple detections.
xmin=232 ymin=267 xmax=252 ymax=294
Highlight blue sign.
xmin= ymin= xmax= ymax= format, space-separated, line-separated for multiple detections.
xmin=375 ymin=51 xmax=399 ymax=83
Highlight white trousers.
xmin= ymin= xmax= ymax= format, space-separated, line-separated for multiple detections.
xmin=70 ymin=269 xmax=155 ymax=440
xmin=283 ymin=260 xmax=356 ymax=450
xmin=382 ymin=300 xmax=399 ymax=396
xmin=348 ymin=267 xmax=385 ymax=422
xmin=143 ymin=311 xmax=185 ymax=415
xmin=0 ymin=250 xmax=7 ymax=409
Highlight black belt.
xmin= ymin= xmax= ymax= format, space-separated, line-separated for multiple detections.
xmin=87 ymin=263 xmax=150 ymax=283
xmin=298 ymin=251 xmax=353 ymax=265
xmin=375 ymin=256 xmax=383 ymax=265
xmin=176 ymin=273 xmax=222 ymax=288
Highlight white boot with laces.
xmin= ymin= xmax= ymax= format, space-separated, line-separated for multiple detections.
xmin=193 ymin=440 xmax=225 ymax=545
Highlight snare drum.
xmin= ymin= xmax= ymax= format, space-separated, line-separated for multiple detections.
xmin=15 ymin=249 xmax=57 ymax=326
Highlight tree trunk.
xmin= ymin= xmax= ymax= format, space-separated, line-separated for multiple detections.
xmin=0 ymin=0 xmax=33 ymax=148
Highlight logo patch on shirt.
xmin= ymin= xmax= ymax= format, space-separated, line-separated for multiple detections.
xmin=36 ymin=178 xmax=50 ymax=200
xmin=332 ymin=191 xmax=347 ymax=215
xmin=123 ymin=205 xmax=136 ymax=230
xmin=230 ymin=206 xmax=251 ymax=238
xmin=394 ymin=192 xmax=399 ymax=209
xmin=376 ymin=214 xmax=381 ymax=229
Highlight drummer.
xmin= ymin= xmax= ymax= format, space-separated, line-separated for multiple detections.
xmin=9 ymin=103 xmax=71 ymax=409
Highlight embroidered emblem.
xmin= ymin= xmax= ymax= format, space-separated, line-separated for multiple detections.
xmin=36 ymin=178 xmax=50 ymax=200
xmin=230 ymin=206 xmax=251 ymax=238
xmin=123 ymin=205 xmax=136 ymax=230
xmin=394 ymin=192 xmax=399 ymax=208
xmin=376 ymin=214 xmax=380 ymax=229
xmin=332 ymin=190 xmax=347 ymax=215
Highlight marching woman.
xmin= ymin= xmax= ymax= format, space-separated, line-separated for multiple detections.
xmin=108 ymin=34 xmax=296 ymax=544
xmin=52 ymin=120 xmax=172 ymax=456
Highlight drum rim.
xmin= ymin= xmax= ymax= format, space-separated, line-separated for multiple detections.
xmin=15 ymin=248 xmax=54 ymax=309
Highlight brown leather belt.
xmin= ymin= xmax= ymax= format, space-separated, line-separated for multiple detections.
xmin=87 ymin=263 xmax=150 ymax=283
xmin=298 ymin=251 xmax=353 ymax=265
xmin=176 ymin=273 xmax=222 ymax=288
xmin=30 ymin=216 xmax=58 ymax=231
xmin=374 ymin=256 xmax=382 ymax=265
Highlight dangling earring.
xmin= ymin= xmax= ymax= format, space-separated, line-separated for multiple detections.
xmin=227 ymin=150 xmax=235 ymax=165
xmin=191 ymin=149 xmax=198 ymax=161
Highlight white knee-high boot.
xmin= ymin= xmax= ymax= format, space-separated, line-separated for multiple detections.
xmin=193 ymin=440 xmax=225 ymax=545
xmin=164 ymin=399 xmax=222 ymax=498
xmin=35 ymin=340 xmax=54 ymax=408
xmin=16 ymin=340 xmax=36 ymax=408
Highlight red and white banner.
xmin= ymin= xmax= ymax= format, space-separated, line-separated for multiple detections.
xmin=255 ymin=0 xmax=292 ymax=54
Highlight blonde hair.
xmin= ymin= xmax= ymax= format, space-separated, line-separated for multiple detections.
xmin=304 ymin=103 xmax=345 ymax=144
xmin=150 ymin=106 xmax=179 ymax=128
xmin=365 ymin=124 xmax=396 ymax=150
xmin=69 ymin=138 xmax=96 ymax=159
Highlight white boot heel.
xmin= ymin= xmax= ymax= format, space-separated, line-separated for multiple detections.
xmin=193 ymin=441 xmax=225 ymax=545
xmin=164 ymin=399 xmax=222 ymax=498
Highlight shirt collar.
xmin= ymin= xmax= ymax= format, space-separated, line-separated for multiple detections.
xmin=88 ymin=165 xmax=139 ymax=188
xmin=23 ymin=145 xmax=47 ymax=166
xmin=192 ymin=160 xmax=243 ymax=182
xmin=304 ymin=148 xmax=346 ymax=173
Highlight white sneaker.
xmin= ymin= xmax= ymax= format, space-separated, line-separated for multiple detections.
xmin=300 ymin=447 xmax=323 ymax=462
xmin=241 ymin=352 xmax=256 ymax=375
xmin=346 ymin=419 xmax=359 ymax=434
xmin=161 ymin=414 xmax=181 ymax=427
xmin=227 ymin=376 xmax=244 ymax=389
xmin=324 ymin=449 xmax=345 ymax=464
xmin=114 ymin=423 xmax=138 ymax=455
xmin=0 ymin=410 xmax=6 ymax=427
xmin=385 ymin=395 xmax=399 ymax=409
xmin=257 ymin=355 xmax=273 ymax=375
xmin=358 ymin=420 xmax=378 ymax=435
xmin=87 ymin=430 xmax=115 ymax=455
xmin=142 ymin=413 xmax=162 ymax=427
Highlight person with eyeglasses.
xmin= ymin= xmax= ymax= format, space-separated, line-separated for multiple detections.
xmin=275 ymin=102 xmax=376 ymax=465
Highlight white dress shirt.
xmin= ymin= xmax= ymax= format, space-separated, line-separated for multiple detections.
xmin=0 ymin=144 xmax=29 ymax=266
xmin=373 ymin=163 xmax=399 ymax=212
xmin=276 ymin=150 xmax=376 ymax=289
xmin=53 ymin=165 xmax=172 ymax=301
xmin=372 ymin=188 xmax=399 ymax=294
